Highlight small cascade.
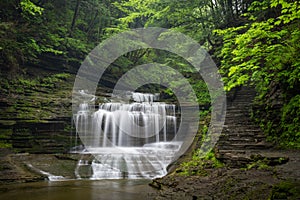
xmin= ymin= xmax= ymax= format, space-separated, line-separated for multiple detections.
xmin=26 ymin=164 xmax=65 ymax=181
xmin=73 ymin=91 xmax=179 ymax=179
xmin=132 ymin=92 xmax=159 ymax=102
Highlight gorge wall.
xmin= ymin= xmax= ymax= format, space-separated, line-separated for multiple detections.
xmin=0 ymin=70 xmax=75 ymax=153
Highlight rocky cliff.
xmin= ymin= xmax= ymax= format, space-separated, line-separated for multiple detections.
xmin=0 ymin=72 xmax=75 ymax=153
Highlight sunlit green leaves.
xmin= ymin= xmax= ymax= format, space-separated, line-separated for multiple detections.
xmin=217 ymin=0 xmax=300 ymax=147
xmin=20 ymin=0 xmax=43 ymax=16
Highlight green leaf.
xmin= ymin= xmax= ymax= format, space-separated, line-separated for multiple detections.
xmin=20 ymin=0 xmax=43 ymax=16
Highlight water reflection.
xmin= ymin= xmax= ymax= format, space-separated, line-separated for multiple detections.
xmin=0 ymin=180 xmax=155 ymax=200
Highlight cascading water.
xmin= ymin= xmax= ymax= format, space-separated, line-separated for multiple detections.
xmin=74 ymin=91 xmax=180 ymax=179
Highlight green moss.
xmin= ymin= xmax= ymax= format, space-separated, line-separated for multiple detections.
xmin=19 ymin=120 xmax=49 ymax=123
xmin=0 ymin=73 xmax=73 ymax=125
xmin=244 ymin=155 xmax=289 ymax=170
xmin=176 ymin=150 xmax=224 ymax=176
xmin=0 ymin=141 xmax=12 ymax=148
xmin=63 ymin=124 xmax=74 ymax=132
xmin=51 ymin=73 xmax=70 ymax=80
xmin=269 ymin=181 xmax=300 ymax=200
xmin=0 ymin=129 xmax=13 ymax=139
xmin=252 ymin=96 xmax=300 ymax=149
xmin=246 ymin=159 xmax=272 ymax=170
xmin=0 ymin=120 xmax=16 ymax=126
xmin=6 ymin=107 xmax=16 ymax=113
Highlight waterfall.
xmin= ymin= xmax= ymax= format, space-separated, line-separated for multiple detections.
xmin=74 ymin=91 xmax=180 ymax=179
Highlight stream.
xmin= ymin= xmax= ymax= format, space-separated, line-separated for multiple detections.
xmin=0 ymin=92 xmax=179 ymax=199
xmin=0 ymin=179 xmax=155 ymax=200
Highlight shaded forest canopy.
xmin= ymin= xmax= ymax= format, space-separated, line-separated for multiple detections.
xmin=0 ymin=0 xmax=299 ymax=148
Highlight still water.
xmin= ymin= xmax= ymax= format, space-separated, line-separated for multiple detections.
xmin=0 ymin=180 xmax=156 ymax=200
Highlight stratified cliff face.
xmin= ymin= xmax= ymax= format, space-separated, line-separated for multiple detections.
xmin=0 ymin=72 xmax=76 ymax=153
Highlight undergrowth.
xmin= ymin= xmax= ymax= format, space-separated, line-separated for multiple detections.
xmin=176 ymin=150 xmax=224 ymax=176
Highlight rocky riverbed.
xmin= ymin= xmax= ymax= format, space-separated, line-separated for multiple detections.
xmin=0 ymin=149 xmax=79 ymax=184
xmin=0 ymin=148 xmax=299 ymax=199
xmin=149 ymin=150 xmax=300 ymax=199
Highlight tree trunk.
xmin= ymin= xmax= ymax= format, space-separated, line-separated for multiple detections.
xmin=87 ymin=10 xmax=99 ymax=38
xmin=70 ymin=0 xmax=81 ymax=32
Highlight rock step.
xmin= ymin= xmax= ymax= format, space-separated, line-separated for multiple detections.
xmin=216 ymin=86 xmax=273 ymax=167
xmin=224 ymin=120 xmax=255 ymax=123
xmin=222 ymin=132 xmax=264 ymax=136
xmin=223 ymin=126 xmax=262 ymax=130
xmin=224 ymin=114 xmax=252 ymax=118
xmin=216 ymin=150 xmax=290 ymax=168
xmin=220 ymin=135 xmax=266 ymax=141
xmin=217 ymin=142 xmax=273 ymax=150
xmin=220 ymin=135 xmax=266 ymax=143
xmin=224 ymin=120 xmax=255 ymax=124
xmin=220 ymin=136 xmax=265 ymax=140
xmin=224 ymin=112 xmax=252 ymax=115
xmin=225 ymin=111 xmax=251 ymax=114
xmin=224 ymin=116 xmax=252 ymax=121
xmin=222 ymin=129 xmax=263 ymax=135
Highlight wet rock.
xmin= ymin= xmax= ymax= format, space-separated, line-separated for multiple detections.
xmin=149 ymin=180 xmax=162 ymax=190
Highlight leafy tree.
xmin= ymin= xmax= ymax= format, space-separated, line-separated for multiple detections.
xmin=2 ymin=0 xmax=298 ymax=148
xmin=111 ymin=0 xmax=254 ymax=48
xmin=0 ymin=0 xmax=45 ymax=72
xmin=0 ymin=0 xmax=119 ymax=74
xmin=216 ymin=0 xmax=300 ymax=147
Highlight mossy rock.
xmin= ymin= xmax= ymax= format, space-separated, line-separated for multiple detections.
xmin=0 ymin=141 xmax=12 ymax=148
xmin=270 ymin=181 xmax=300 ymax=200
xmin=0 ymin=120 xmax=16 ymax=126
xmin=0 ymin=128 xmax=13 ymax=139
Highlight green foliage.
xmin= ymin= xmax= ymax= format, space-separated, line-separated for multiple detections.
xmin=20 ymin=0 xmax=43 ymax=16
xmin=245 ymin=154 xmax=289 ymax=170
xmin=246 ymin=159 xmax=272 ymax=170
xmin=0 ymin=0 xmax=62 ymax=71
xmin=0 ymin=0 xmax=119 ymax=73
xmin=217 ymin=0 xmax=300 ymax=148
xmin=269 ymin=181 xmax=300 ymax=200
xmin=0 ymin=128 xmax=13 ymax=149
xmin=112 ymin=0 xmax=248 ymax=48
xmin=2 ymin=73 xmax=71 ymax=94
xmin=0 ymin=142 xmax=12 ymax=149
xmin=217 ymin=0 xmax=300 ymax=92
xmin=2 ymin=0 xmax=298 ymax=152
xmin=177 ymin=149 xmax=223 ymax=176
xmin=278 ymin=95 xmax=300 ymax=148
xmin=0 ymin=73 xmax=73 ymax=121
